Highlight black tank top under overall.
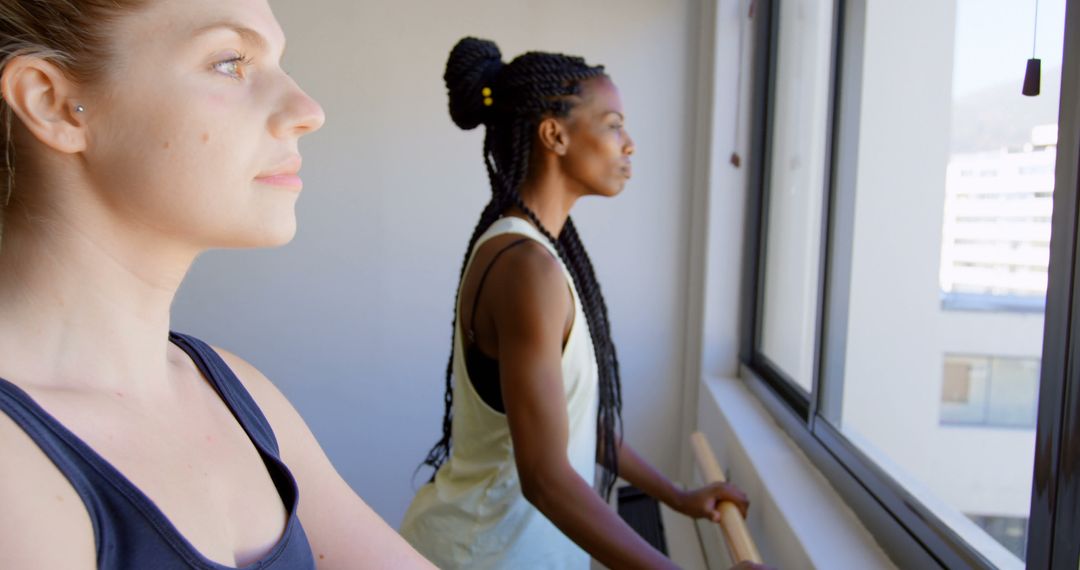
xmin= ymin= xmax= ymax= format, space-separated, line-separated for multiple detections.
xmin=464 ymin=238 xmax=536 ymax=414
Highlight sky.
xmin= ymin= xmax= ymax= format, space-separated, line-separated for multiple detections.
xmin=952 ymin=0 xmax=1067 ymax=99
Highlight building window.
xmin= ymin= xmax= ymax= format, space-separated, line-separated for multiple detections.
xmin=967 ymin=515 xmax=1028 ymax=560
xmin=940 ymin=355 xmax=1040 ymax=428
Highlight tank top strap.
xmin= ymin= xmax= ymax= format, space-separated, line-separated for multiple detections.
xmin=168 ymin=332 xmax=281 ymax=457
xmin=475 ymin=217 xmax=561 ymax=261
xmin=474 ymin=217 xmax=577 ymax=289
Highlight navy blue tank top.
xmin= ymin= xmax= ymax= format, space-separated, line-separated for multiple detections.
xmin=0 ymin=332 xmax=315 ymax=569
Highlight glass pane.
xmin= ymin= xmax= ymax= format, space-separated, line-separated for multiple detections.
xmin=819 ymin=0 xmax=1065 ymax=566
xmin=759 ymin=0 xmax=835 ymax=392
xmin=986 ymin=357 xmax=1040 ymax=428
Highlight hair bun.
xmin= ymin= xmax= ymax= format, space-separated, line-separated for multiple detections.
xmin=444 ymin=37 xmax=504 ymax=130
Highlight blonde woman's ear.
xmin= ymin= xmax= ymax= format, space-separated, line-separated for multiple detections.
xmin=1 ymin=55 xmax=88 ymax=154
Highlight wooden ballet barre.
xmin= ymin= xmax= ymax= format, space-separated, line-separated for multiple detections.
xmin=690 ymin=431 xmax=764 ymax=564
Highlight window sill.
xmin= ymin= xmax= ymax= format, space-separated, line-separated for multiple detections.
xmin=694 ymin=375 xmax=896 ymax=568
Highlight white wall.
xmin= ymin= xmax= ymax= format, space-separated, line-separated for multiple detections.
xmin=841 ymin=0 xmax=958 ymax=464
xmin=171 ymin=0 xmax=701 ymax=527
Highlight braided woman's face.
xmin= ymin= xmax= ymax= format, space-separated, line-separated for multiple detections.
xmin=559 ymin=76 xmax=635 ymax=198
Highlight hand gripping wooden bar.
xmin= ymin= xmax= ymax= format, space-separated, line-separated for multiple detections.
xmin=690 ymin=431 xmax=764 ymax=564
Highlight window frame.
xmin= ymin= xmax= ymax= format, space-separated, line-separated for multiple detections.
xmin=738 ymin=0 xmax=1080 ymax=566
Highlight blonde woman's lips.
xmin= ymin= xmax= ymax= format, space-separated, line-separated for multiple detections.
xmin=256 ymin=156 xmax=303 ymax=189
xmin=255 ymin=173 xmax=303 ymax=189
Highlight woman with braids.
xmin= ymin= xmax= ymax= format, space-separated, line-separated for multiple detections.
xmin=401 ymin=37 xmax=756 ymax=569
xmin=0 ymin=1 xmax=434 ymax=568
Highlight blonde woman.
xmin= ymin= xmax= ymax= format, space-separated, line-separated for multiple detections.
xmin=0 ymin=1 xmax=432 ymax=568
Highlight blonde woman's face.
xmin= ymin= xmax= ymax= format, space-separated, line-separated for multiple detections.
xmin=81 ymin=0 xmax=325 ymax=249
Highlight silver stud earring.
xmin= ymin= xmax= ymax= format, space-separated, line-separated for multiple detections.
xmin=74 ymin=105 xmax=85 ymax=113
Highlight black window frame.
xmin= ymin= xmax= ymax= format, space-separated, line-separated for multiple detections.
xmin=738 ymin=0 xmax=1080 ymax=567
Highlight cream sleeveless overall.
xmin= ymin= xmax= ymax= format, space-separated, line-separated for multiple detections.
xmin=401 ymin=217 xmax=600 ymax=569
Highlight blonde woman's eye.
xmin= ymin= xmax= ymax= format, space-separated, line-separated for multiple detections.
xmin=213 ymin=55 xmax=250 ymax=79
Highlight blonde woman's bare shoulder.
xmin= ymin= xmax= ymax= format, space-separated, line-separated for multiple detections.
xmin=0 ymin=411 xmax=96 ymax=569
xmin=211 ymin=347 xmax=294 ymax=426
xmin=209 ymin=346 xmax=436 ymax=569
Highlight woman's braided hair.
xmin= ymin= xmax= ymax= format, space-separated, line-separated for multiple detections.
xmin=421 ymin=37 xmax=624 ymax=499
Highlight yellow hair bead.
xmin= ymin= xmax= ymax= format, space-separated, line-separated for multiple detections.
xmin=481 ymin=87 xmax=492 ymax=97
xmin=483 ymin=97 xmax=494 ymax=107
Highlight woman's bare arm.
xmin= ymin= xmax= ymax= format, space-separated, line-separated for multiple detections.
xmin=218 ymin=350 xmax=435 ymax=570
xmin=483 ymin=242 xmax=675 ymax=570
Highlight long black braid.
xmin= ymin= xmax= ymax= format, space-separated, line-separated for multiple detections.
xmin=420 ymin=37 xmax=624 ymax=499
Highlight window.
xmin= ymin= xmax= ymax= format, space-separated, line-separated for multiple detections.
xmin=757 ymin=0 xmax=835 ymax=393
xmin=741 ymin=0 xmax=1079 ymax=566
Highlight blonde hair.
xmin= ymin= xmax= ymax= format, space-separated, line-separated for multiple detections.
xmin=0 ymin=0 xmax=148 ymax=212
